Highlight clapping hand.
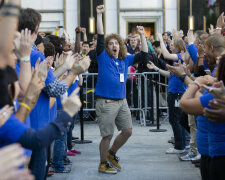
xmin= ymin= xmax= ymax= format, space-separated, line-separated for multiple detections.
xmin=14 ymin=28 xmax=33 ymax=59
xmin=62 ymin=87 xmax=82 ymax=117
xmin=166 ymin=60 xmax=185 ymax=77
xmin=71 ymin=55 xmax=91 ymax=75
xmin=201 ymin=81 xmax=225 ymax=100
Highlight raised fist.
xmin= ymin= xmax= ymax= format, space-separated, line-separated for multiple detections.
xmin=96 ymin=5 xmax=104 ymax=14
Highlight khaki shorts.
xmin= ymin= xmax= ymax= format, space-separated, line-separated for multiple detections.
xmin=95 ymin=99 xmax=132 ymax=137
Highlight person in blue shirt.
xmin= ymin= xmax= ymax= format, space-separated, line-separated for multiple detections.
xmin=179 ymin=36 xmax=225 ymax=180
xmin=95 ymin=5 xmax=148 ymax=174
xmin=150 ymin=32 xmax=187 ymax=154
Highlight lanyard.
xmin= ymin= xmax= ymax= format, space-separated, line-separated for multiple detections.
xmin=113 ymin=59 xmax=125 ymax=74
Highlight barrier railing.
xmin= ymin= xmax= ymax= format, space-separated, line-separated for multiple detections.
xmin=81 ymin=72 xmax=168 ymax=127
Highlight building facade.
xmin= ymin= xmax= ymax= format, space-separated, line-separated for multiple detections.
xmin=22 ymin=0 xmax=179 ymax=41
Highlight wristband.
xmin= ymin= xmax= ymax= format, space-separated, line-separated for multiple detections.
xmin=179 ymin=74 xmax=187 ymax=82
xmin=3 ymin=3 xmax=21 ymax=10
xmin=216 ymin=27 xmax=222 ymax=30
xmin=20 ymin=56 xmax=30 ymax=62
xmin=20 ymin=103 xmax=31 ymax=111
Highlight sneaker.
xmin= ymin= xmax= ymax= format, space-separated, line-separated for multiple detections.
xmin=107 ymin=152 xmax=121 ymax=171
xmin=67 ymin=151 xmax=76 ymax=156
xmin=191 ymin=154 xmax=201 ymax=161
xmin=180 ymin=152 xmax=197 ymax=161
xmin=185 ymin=145 xmax=190 ymax=149
xmin=63 ymin=159 xmax=72 ymax=165
xmin=166 ymin=147 xmax=185 ymax=154
xmin=47 ymin=169 xmax=54 ymax=177
xmin=53 ymin=167 xmax=71 ymax=173
xmin=70 ymin=149 xmax=81 ymax=154
xmin=98 ymin=162 xmax=117 ymax=174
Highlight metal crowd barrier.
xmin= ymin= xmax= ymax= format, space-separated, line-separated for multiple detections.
xmin=81 ymin=72 xmax=169 ymax=127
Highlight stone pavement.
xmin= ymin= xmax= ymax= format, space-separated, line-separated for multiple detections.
xmin=48 ymin=120 xmax=201 ymax=180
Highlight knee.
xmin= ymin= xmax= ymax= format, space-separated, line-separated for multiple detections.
xmin=102 ymin=134 xmax=113 ymax=142
xmin=122 ymin=128 xmax=132 ymax=138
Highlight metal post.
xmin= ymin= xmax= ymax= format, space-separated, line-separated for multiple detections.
xmin=73 ymin=85 xmax=92 ymax=144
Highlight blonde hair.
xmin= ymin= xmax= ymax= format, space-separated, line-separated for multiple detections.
xmin=173 ymin=39 xmax=187 ymax=53
xmin=105 ymin=33 xmax=127 ymax=60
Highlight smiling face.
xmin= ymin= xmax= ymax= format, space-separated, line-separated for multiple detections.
xmin=107 ymin=38 xmax=120 ymax=59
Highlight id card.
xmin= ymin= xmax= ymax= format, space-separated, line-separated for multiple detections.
xmin=175 ymin=99 xmax=180 ymax=107
xmin=120 ymin=73 xmax=124 ymax=82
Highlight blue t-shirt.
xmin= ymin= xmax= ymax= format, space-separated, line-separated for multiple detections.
xmin=0 ymin=114 xmax=28 ymax=147
xmin=29 ymin=48 xmax=56 ymax=130
xmin=95 ymin=50 xmax=134 ymax=99
xmin=200 ymin=93 xmax=225 ymax=157
xmin=49 ymin=102 xmax=57 ymax=123
xmin=188 ymin=44 xmax=209 ymax=70
xmin=168 ymin=54 xmax=186 ymax=94
xmin=196 ymin=90 xmax=210 ymax=156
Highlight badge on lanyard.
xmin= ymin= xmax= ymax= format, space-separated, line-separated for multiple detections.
xmin=120 ymin=73 xmax=124 ymax=82
xmin=115 ymin=62 xmax=119 ymax=66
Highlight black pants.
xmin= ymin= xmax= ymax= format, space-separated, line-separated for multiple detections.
xmin=200 ymin=155 xmax=211 ymax=180
xmin=210 ymin=156 xmax=225 ymax=180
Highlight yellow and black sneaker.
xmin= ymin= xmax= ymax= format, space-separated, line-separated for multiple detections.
xmin=107 ymin=151 xmax=121 ymax=171
xmin=98 ymin=162 xmax=117 ymax=174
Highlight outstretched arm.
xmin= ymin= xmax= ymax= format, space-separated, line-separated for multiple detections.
xmin=96 ymin=5 xmax=104 ymax=35
xmin=136 ymin=26 xmax=148 ymax=53
xmin=157 ymin=33 xmax=178 ymax=60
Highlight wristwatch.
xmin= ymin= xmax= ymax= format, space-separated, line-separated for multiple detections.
xmin=20 ymin=56 xmax=30 ymax=62
xmin=179 ymin=74 xmax=187 ymax=82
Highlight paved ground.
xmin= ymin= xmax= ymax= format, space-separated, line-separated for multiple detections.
xmin=48 ymin=119 xmax=201 ymax=180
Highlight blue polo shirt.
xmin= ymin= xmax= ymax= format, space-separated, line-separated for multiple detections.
xmin=200 ymin=93 xmax=225 ymax=157
xmin=168 ymin=53 xmax=186 ymax=94
xmin=29 ymin=48 xmax=56 ymax=130
xmin=95 ymin=50 xmax=134 ymax=99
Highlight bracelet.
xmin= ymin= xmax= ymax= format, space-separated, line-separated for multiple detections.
xmin=3 ymin=3 xmax=21 ymax=10
xmin=20 ymin=56 xmax=30 ymax=62
xmin=216 ymin=27 xmax=222 ymax=30
xmin=20 ymin=103 xmax=31 ymax=111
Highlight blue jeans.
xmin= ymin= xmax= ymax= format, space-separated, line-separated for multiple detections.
xmin=52 ymin=110 xmax=68 ymax=170
xmin=167 ymin=92 xmax=186 ymax=150
xmin=29 ymin=148 xmax=46 ymax=180
xmin=67 ymin=113 xmax=78 ymax=150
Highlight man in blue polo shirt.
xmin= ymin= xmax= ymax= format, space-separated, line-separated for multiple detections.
xmin=95 ymin=5 xmax=148 ymax=174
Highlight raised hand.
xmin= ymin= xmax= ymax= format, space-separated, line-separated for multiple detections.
xmin=81 ymin=27 xmax=86 ymax=33
xmin=62 ymin=87 xmax=82 ymax=117
xmin=14 ymin=28 xmax=33 ymax=59
xmin=187 ymin=30 xmax=195 ymax=45
xmin=54 ymin=53 xmax=66 ymax=69
xmin=0 ymin=105 xmax=14 ymax=127
xmin=71 ymin=55 xmax=91 ymax=75
xmin=166 ymin=60 xmax=185 ymax=77
xmin=136 ymin=26 xmax=145 ymax=35
xmin=216 ymin=12 xmax=225 ymax=28
xmin=96 ymin=5 xmax=105 ymax=14
xmin=157 ymin=33 xmax=163 ymax=42
xmin=75 ymin=26 xmax=82 ymax=34
xmin=208 ymin=24 xmax=216 ymax=35
xmin=147 ymin=61 xmax=158 ymax=71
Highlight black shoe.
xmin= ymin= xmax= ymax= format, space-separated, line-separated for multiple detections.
xmin=195 ymin=162 xmax=200 ymax=168
xmin=191 ymin=159 xmax=200 ymax=164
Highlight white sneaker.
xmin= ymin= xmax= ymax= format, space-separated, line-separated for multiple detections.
xmin=191 ymin=154 xmax=201 ymax=161
xmin=166 ymin=147 xmax=185 ymax=154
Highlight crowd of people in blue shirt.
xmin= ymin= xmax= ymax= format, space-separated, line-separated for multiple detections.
xmin=0 ymin=1 xmax=225 ymax=180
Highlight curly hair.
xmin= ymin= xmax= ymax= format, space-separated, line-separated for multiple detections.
xmin=105 ymin=34 xmax=127 ymax=60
